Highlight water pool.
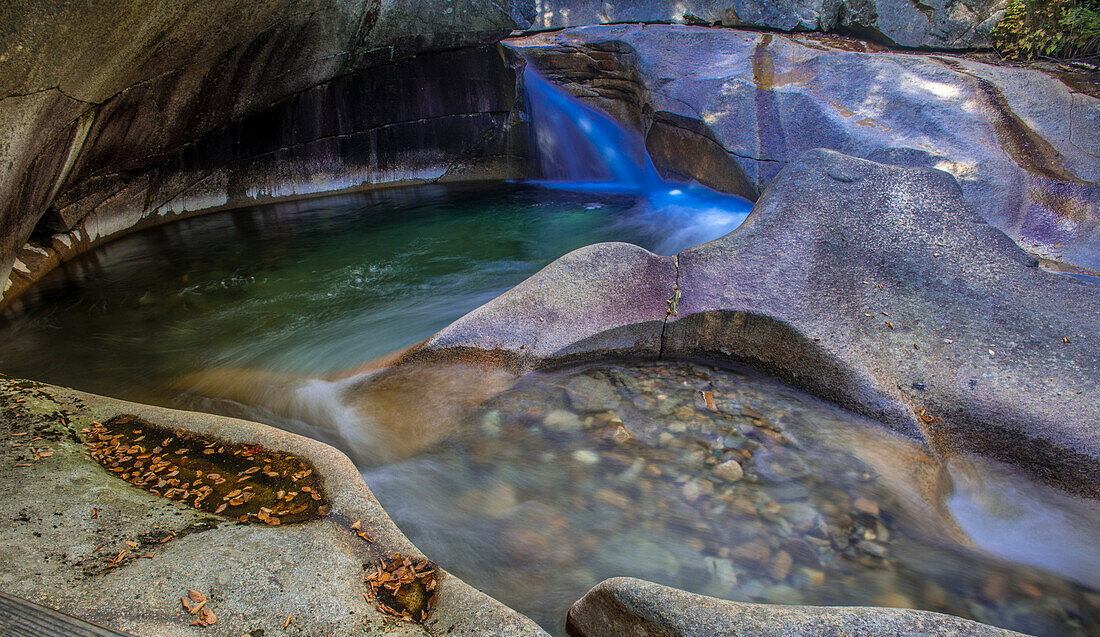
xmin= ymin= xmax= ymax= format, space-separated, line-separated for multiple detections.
xmin=0 ymin=183 xmax=725 ymax=402
xmin=366 ymin=360 xmax=1100 ymax=637
xmin=2 ymin=183 xmax=1097 ymax=637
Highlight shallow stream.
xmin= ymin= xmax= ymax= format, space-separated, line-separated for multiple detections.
xmin=2 ymin=187 xmax=1098 ymax=637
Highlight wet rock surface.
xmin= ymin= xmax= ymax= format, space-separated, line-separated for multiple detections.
xmin=509 ymin=25 xmax=1100 ymax=271
xmin=568 ymin=577 xmax=1032 ymax=637
xmin=366 ymin=360 xmax=1100 ymax=637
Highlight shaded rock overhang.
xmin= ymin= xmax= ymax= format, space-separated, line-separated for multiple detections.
xmin=0 ymin=0 xmax=535 ymax=309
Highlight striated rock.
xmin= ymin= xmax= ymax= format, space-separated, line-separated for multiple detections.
xmin=508 ymin=25 xmax=1100 ymax=271
xmin=0 ymin=0 xmax=533 ymax=308
xmin=567 ymin=577 xmax=1030 ymax=637
xmin=523 ymin=0 xmax=1009 ymax=49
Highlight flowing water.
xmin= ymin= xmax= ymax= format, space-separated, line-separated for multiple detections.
xmin=523 ymin=69 xmax=755 ymax=250
xmin=0 ymin=184 xmax=716 ymax=401
xmin=1 ymin=65 xmax=1098 ymax=637
xmin=366 ymin=360 xmax=1100 ymax=636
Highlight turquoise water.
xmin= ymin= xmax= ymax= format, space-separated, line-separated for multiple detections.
xmin=0 ymin=183 xmax=702 ymax=403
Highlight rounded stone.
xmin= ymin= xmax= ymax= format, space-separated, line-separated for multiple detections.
xmin=713 ymin=459 xmax=744 ymax=482
xmin=543 ymin=409 xmax=583 ymax=431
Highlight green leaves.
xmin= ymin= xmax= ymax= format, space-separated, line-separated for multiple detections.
xmin=992 ymin=0 xmax=1100 ymax=59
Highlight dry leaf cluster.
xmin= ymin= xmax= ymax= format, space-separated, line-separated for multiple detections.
xmin=365 ymin=553 xmax=439 ymax=623
xmin=181 ymin=589 xmax=217 ymax=627
xmin=82 ymin=414 xmax=329 ymax=524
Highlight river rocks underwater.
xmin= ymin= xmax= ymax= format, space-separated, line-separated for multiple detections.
xmin=364 ymin=360 xmax=1100 ymax=637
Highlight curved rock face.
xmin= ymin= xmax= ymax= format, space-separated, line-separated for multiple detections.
xmin=0 ymin=376 xmax=550 ymax=636
xmin=509 ymin=25 xmax=1100 ymax=272
xmin=567 ymin=577 xmax=1028 ymax=637
xmin=0 ymin=0 xmax=533 ymax=307
xmin=523 ymin=0 xmax=1009 ymax=49
xmin=415 ymin=149 xmax=1100 ymax=498
xmin=669 ymin=149 xmax=1100 ymax=497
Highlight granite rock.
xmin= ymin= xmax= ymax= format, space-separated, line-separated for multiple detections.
xmin=509 ymin=25 xmax=1100 ymax=271
xmin=567 ymin=577 xmax=1029 ymax=637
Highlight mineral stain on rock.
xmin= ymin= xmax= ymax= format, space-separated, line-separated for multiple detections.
xmin=935 ymin=56 xmax=1091 ymax=188
xmin=82 ymin=414 xmax=329 ymax=525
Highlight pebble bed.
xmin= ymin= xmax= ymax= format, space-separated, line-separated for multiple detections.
xmin=366 ymin=360 xmax=1100 ymax=637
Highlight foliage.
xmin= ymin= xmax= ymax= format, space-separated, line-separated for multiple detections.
xmin=991 ymin=0 xmax=1100 ymax=59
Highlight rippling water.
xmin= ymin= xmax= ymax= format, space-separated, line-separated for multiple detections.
xmin=0 ymin=183 xmax=716 ymax=401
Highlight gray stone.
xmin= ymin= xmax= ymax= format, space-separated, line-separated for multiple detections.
xmin=0 ymin=377 xmax=548 ymax=637
xmin=411 ymin=149 xmax=1100 ymax=500
xmin=509 ymin=25 xmax=1100 ymax=271
xmin=523 ymin=0 xmax=1008 ymax=49
xmin=567 ymin=577 xmax=1030 ymax=636
xmin=544 ymin=408 xmax=584 ymax=430
xmin=421 ymin=242 xmax=676 ymax=371
xmin=669 ymin=149 xmax=1100 ymax=497
xmin=565 ymin=376 xmax=621 ymax=413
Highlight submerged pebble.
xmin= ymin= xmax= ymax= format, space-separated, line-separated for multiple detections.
xmin=365 ymin=361 xmax=1100 ymax=637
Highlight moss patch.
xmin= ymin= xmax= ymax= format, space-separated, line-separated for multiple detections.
xmin=83 ymin=414 xmax=329 ymax=525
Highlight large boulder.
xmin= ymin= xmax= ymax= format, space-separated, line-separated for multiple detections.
xmin=509 ymin=25 xmax=1100 ymax=272
xmin=422 ymin=242 xmax=676 ymax=366
xmin=523 ymin=0 xmax=1010 ymax=49
xmin=668 ymin=148 xmax=1100 ymax=497
xmin=0 ymin=0 xmax=533 ymax=308
xmin=415 ymin=149 xmax=1100 ymax=498
xmin=0 ymin=376 xmax=549 ymax=636
xmin=567 ymin=577 xmax=1028 ymax=637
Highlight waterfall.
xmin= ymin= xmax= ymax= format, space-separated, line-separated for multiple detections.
xmin=522 ymin=67 xmax=753 ymax=253
xmin=524 ymin=70 xmax=662 ymax=191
